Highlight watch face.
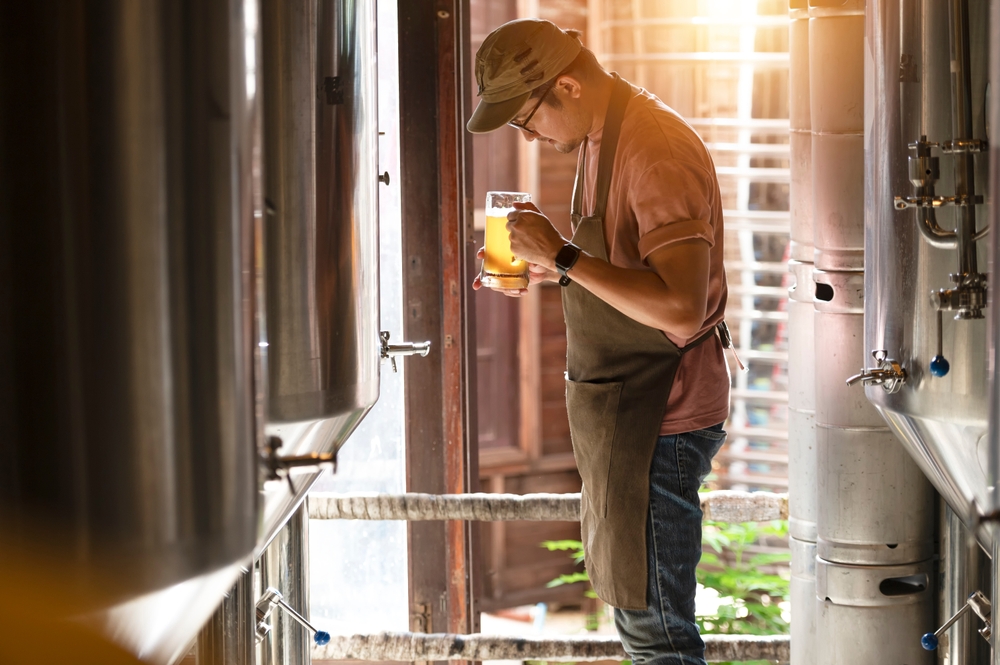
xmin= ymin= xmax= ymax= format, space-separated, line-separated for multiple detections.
xmin=556 ymin=244 xmax=580 ymax=273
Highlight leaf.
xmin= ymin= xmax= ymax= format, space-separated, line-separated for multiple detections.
xmin=546 ymin=572 xmax=590 ymax=588
xmin=748 ymin=552 xmax=792 ymax=567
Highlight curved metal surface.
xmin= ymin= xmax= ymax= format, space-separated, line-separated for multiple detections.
xmin=864 ymin=0 xmax=991 ymax=529
xmin=259 ymin=0 xmax=380 ymax=551
xmin=0 ymin=0 xmax=261 ymax=661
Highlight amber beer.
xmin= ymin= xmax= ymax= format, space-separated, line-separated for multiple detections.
xmin=481 ymin=191 xmax=530 ymax=289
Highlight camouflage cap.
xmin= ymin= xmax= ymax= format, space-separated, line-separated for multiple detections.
xmin=467 ymin=18 xmax=582 ymax=134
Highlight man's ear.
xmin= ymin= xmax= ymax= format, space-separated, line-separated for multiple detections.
xmin=554 ymin=74 xmax=583 ymax=99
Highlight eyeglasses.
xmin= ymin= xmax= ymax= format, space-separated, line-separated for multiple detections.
xmin=508 ymin=83 xmax=553 ymax=134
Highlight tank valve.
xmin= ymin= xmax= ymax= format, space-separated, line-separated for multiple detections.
xmin=262 ymin=435 xmax=337 ymax=494
xmin=255 ymin=586 xmax=331 ymax=646
xmin=921 ymin=590 xmax=992 ymax=650
xmin=846 ymin=350 xmax=907 ymax=393
xmin=380 ymin=331 xmax=431 ymax=372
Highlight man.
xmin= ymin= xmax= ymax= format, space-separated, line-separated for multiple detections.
xmin=467 ymin=18 xmax=732 ymax=665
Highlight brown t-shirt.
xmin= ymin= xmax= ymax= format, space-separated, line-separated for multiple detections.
xmin=578 ymin=84 xmax=730 ymax=435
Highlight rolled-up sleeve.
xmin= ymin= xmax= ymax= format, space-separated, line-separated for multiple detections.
xmin=632 ymin=158 xmax=716 ymax=262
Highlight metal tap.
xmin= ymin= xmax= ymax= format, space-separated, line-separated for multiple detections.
xmin=261 ymin=435 xmax=337 ymax=494
xmin=255 ymin=586 xmax=331 ymax=646
xmin=379 ymin=330 xmax=431 ymax=372
xmin=846 ymin=350 xmax=907 ymax=393
xmin=921 ymin=590 xmax=992 ymax=650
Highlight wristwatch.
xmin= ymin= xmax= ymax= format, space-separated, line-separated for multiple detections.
xmin=554 ymin=243 xmax=581 ymax=287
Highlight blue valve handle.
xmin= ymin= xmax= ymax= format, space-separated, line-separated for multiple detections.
xmin=930 ymin=310 xmax=949 ymax=377
xmin=921 ymin=633 xmax=939 ymax=651
xmin=930 ymin=355 xmax=950 ymax=377
xmin=314 ymin=630 xmax=331 ymax=646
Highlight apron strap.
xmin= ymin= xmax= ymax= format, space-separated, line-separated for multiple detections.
xmin=592 ymin=74 xmax=632 ymax=219
xmin=678 ymin=321 xmax=745 ymax=371
xmin=570 ymin=73 xmax=633 ymax=221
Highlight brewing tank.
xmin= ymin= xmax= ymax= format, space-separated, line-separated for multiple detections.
xmin=259 ymin=0 xmax=381 ymax=550
xmin=864 ymin=0 xmax=991 ymax=529
xmin=0 ymin=1 xmax=261 ymax=662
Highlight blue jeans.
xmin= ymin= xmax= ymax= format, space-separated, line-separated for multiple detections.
xmin=614 ymin=423 xmax=727 ymax=665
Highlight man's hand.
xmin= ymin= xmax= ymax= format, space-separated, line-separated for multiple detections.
xmin=506 ymin=201 xmax=565 ymax=270
xmin=472 ymin=247 xmax=558 ymax=297
xmin=472 ymin=247 xmax=528 ymax=297
xmin=472 ymin=202 xmax=564 ymax=298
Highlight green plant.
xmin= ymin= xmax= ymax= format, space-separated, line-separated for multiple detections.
xmin=541 ymin=539 xmax=595 ymax=599
xmin=542 ymin=519 xmax=790 ymax=665
xmin=697 ymin=520 xmax=790 ymax=636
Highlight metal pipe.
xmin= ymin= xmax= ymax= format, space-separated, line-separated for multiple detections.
xmin=306 ymin=490 xmax=788 ymax=524
xmin=941 ymin=506 xmax=975 ymax=665
xmin=949 ymin=0 xmax=980 ymax=279
xmin=261 ymin=504 xmax=311 ymax=665
xmin=312 ymin=632 xmax=790 ymax=663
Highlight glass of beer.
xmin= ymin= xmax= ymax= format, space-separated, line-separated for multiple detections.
xmin=481 ymin=191 xmax=530 ymax=290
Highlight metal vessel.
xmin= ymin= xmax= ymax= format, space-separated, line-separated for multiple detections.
xmin=0 ymin=1 xmax=262 ymax=662
xmin=863 ymin=0 xmax=992 ymax=532
xmin=258 ymin=0 xmax=382 ymax=551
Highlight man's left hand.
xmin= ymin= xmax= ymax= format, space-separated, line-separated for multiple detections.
xmin=507 ymin=201 xmax=565 ymax=270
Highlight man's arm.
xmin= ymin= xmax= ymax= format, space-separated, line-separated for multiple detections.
xmin=560 ymin=238 xmax=710 ymax=339
xmin=504 ymin=202 xmax=711 ymax=340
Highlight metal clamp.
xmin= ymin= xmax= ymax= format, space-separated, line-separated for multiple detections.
xmin=893 ymin=194 xmax=984 ymax=210
xmin=379 ymin=331 xmax=431 ymax=372
xmin=921 ymin=590 xmax=992 ymax=650
xmin=255 ymin=587 xmax=331 ymax=646
xmin=940 ymin=138 xmax=989 ymax=153
xmin=933 ymin=272 xmax=989 ymax=320
xmin=846 ymin=350 xmax=907 ymax=393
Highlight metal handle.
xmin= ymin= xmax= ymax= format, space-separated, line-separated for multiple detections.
xmin=378 ymin=171 xmax=390 ymax=185
xmin=929 ymin=309 xmax=950 ymax=377
xmin=256 ymin=587 xmax=331 ymax=646
xmin=921 ymin=590 xmax=992 ymax=650
xmin=920 ymin=591 xmax=992 ymax=651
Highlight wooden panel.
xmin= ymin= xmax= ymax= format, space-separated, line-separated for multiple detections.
xmin=474 ymin=230 xmax=521 ymax=452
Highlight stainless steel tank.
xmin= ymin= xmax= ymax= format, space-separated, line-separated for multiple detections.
xmin=790 ymin=537 xmax=818 ymax=665
xmin=0 ymin=1 xmax=261 ymax=662
xmin=788 ymin=261 xmax=818 ymax=542
xmin=789 ymin=0 xmax=813 ymax=262
xmin=815 ymin=558 xmax=934 ymax=665
xmin=259 ymin=0 xmax=381 ymax=550
xmin=813 ymin=270 xmax=934 ymax=565
xmin=864 ymin=0 xmax=992 ymax=529
xmin=809 ymin=0 xmax=865 ymax=271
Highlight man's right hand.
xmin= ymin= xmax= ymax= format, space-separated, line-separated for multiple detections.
xmin=473 ymin=246 xmax=554 ymax=297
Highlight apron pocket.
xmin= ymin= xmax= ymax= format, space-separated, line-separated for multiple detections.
xmin=565 ymin=378 xmax=624 ymax=519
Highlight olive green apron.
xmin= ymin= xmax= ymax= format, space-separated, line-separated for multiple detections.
xmin=563 ymin=74 xmax=717 ymax=610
